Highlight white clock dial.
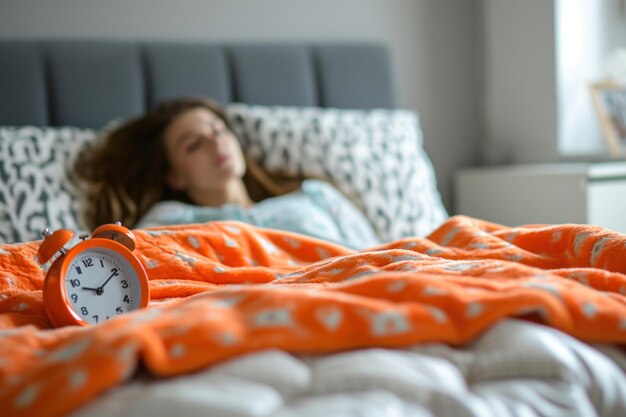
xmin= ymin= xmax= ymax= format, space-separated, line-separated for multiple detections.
xmin=64 ymin=248 xmax=142 ymax=324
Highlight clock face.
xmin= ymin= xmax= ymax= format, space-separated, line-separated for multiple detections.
xmin=64 ymin=248 xmax=142 ymax=325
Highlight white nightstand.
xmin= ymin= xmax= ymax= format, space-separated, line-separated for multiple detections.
xmin=455 ymin=162 xmax=626 ymax=233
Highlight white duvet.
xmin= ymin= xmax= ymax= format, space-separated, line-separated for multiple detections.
xmin=70 ymin=319 xmax=626 ymax=417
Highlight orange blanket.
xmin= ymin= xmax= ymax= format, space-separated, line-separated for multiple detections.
xmin=1 ymin=215 xmax=626 ymax=417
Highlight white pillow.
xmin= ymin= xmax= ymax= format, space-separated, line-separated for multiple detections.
xmin=0 ymin=126 xmax=97 ymax=243
xmin=225 ymin=104 xmax=448 ymax=242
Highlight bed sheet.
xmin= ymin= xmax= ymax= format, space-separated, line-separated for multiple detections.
xmin=2 ymin=215 xmax=626 ymax=417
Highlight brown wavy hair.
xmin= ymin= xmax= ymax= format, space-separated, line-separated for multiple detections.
xmin=75 ymin=97 xmax=301 ymax=230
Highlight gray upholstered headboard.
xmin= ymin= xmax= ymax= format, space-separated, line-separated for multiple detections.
xmin=0 ymin=41 xmax=394 ymax=129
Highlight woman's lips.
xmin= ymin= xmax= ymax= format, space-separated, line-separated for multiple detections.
xmin=215 ymin=153 xmax=230 ymax=166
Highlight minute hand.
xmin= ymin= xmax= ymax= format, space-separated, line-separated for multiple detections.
xmin=97 ymin=268 xmax=119 ymax=292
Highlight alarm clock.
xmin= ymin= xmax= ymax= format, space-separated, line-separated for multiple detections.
xmin=38 ymin=223 xmax=150 ymax=327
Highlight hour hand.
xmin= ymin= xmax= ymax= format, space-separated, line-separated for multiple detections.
xmin=82 ymin=286 xmax=101 ymax=294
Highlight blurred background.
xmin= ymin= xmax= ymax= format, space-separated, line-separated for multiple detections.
xmin=0 ymin=0 xmax=624 ymax=215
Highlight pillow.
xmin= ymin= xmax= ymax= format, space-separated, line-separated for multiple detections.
xmin=0 ymin=126 xmax=98 ymax=244
xmin=225 ymin=104 xmax=448 ymax=242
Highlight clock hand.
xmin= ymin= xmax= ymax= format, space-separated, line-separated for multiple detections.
xmin=82 ymin=286 xmax=103 ymax=295
xmin=97 ymin=268 xmax=119 ymax=293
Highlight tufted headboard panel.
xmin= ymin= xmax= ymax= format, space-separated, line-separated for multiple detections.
xmin=0 ymin=41 xmax=394 ymax=128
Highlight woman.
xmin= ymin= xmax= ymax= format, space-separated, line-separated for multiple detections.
xmin=76 ymin=97 xmax=380 ymax=250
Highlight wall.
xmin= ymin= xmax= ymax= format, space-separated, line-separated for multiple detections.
xmin=0 ymin=0 xmax=481 ymax=211
xmin=481 ymin=0 xmax=559 ymax=164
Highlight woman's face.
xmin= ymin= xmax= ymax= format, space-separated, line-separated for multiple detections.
xmin=163 ymin=107 xmax=246 ymax=196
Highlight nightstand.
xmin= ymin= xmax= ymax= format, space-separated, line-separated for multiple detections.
xmin=455 ymin=162 xmax=626 ymax=233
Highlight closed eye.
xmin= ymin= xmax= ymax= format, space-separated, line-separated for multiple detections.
xmin=185 ymin=137 xmax=203 ymax=154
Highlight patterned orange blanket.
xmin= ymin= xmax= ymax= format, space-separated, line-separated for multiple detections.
xmin=1 ymin=215 xmax=626 ymax=417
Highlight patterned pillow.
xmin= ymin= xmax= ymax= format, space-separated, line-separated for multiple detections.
xmin=0 ymin=126 xmax=98 ymax=243
xmin=225 ymin=104 xmax=448 ymax=242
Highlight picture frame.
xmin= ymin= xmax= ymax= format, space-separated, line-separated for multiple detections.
xmin=589 ymin=82 xmax=626 ymax=158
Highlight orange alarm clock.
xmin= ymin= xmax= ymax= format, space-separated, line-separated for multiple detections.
xmin=38 ymin=223 xmax=150 ymax=327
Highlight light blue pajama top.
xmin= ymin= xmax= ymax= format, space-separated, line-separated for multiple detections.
xmin=137 ymin=180 xmax=380 ymax=250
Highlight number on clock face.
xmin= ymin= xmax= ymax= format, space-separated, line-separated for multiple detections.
xmin=65 ymin=249 xmax=139 ymax=324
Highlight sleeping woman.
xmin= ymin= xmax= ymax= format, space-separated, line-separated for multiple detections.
xmin=75 ymin=97 xmax=380 ymax=250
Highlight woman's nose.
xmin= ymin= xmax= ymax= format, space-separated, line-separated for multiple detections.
xmin=204 ymin=132 xmax=220 ymax=151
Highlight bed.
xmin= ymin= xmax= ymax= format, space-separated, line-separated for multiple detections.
xmin=1 ymin=40 xmax=626 ymax=417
